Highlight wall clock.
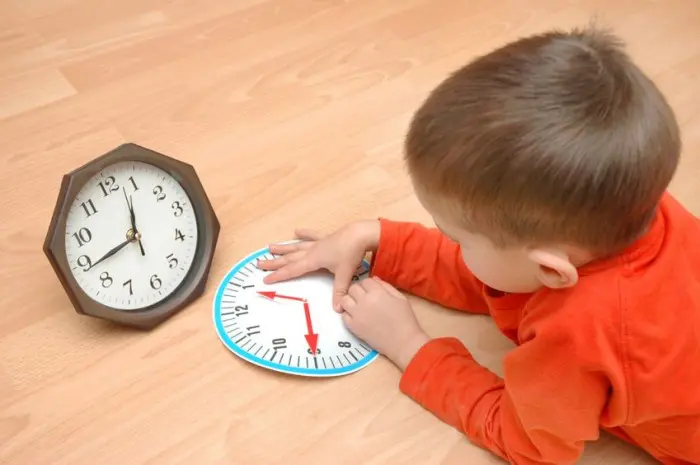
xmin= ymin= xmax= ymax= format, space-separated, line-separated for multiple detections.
xmin=43 ymin=143 xmax=220 ymax=329
xmin=212 ymin=246 xmax=379 ymax=377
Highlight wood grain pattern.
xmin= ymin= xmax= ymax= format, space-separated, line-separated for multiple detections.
xmin=1 ymin=1 xmax=698 ymax=464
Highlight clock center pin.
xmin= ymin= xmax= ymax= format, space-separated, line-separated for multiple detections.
xmin=126 ymin=228 xmax=141 ymax=241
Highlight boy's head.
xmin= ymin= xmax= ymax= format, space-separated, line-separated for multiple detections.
xmin=404 ymin=24 xmax=681 ymax=293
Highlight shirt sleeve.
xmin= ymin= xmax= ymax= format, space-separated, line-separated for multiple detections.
xmin=398 ymin=310 xmax=611 ymax=465
xmin=369 ymin=218 xmax=488 ymax=314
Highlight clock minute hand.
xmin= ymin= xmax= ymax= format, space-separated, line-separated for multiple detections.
xmin=88 ymin=237 xmax=133 ymax=270
xmin=302 ymin=301 xmax=319 ymax=354
xmin=122 ymin=187 xmax=145 ymax=256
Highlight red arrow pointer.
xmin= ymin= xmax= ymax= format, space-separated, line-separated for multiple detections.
xmin=256 ymin=290 xmax=306 ymax=302
xmin=303 ymin=301 xmax=319 ymax=354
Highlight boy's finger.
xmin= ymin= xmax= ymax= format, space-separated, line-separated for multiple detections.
xmin=341 ymin=311 xmax=354 ymax=331
xmin=268 ymin=240 xmax=311 ymax=255
xmin=340 ymin=295 xmax=356 ymax=314
xmin=348 ymin=282 xmax=366 ymax=300
xmin=256 ymin=259 xmax=281 ymax=271
xmin=332 ymin=265 xmax=355 ymax=311
xmin=295 ymin=228 xmax=324 ymax=241
xmin=359 ymin=276 xmax=382 ymax=293
xmin=257 ymin=250 xmax=304 ymax=271
xmin=374 ymin=277 xmax=404 ymax=298
xmin=263 ymin=258 xmax=313 ymax=284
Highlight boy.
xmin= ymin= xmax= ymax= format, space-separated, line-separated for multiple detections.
xmin=258 ymin=25 xmax=700 ymax=464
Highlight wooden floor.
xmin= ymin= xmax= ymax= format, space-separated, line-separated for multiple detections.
xmin=1 ymin=1 xmax=698 ymax=464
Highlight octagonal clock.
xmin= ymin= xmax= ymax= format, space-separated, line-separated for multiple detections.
xmin=43 ymin=143 xmax=220 ymax=329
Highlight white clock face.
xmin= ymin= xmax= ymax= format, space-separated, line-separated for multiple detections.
xmin=64 ymin=161 xmax=199 ymax=310
xmin=213 ymin=247 xmax=379 ymax=377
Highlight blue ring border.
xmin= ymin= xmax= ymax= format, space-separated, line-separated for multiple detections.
xmin=212 ymin=247 xmax=379 ymax=376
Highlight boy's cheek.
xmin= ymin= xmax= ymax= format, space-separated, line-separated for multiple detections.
xmin=460 ymin=248 xmax=517 ymax=291
xmin=459 ymin=247 xmax=486 ymax=274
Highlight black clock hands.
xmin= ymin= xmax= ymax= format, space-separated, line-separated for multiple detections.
xmin=84 ymin=187 xmax=148 ymax=272
xmin=122 ymin=187 xmax=146 ymax=256
xmin=87 ymin=237 xmax=134 ymax=270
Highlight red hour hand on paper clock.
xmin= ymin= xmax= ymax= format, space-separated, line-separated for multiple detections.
xmin=256 ymin=291 xmax=305 ymax=302
xmin=256 ymin=291 xmax=319 ymax=354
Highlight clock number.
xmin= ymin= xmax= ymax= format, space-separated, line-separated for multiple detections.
xmin=72 ymin=227 xmax=92 ymax=247
xmin=234 ymin=305 xmax=248 ymax=316
xmin=150 ymin=274 xmax=162 ymax=290
xmin=307 ymin=347 xmax=322 ymax=355
xmin=174 ymin=228 xmax=185 ymax=242
xmin=97 ymin=176 xmax=118 ymax=197
xmin=171 ymin=201 xmax=183 ymax=217
xmin=233 ymin=305 xmax=248 ymax=316
xmin=338 ymin=341 xmax=351 ymax=348
xmin=100 ymin=271 xmax=113 ymax=288
xmin=76 ymin=255 xmax=91 ymax=271
xmin=128 ymin=176 xmax=139 ymax=191
xmin=246 ymin=325 xmax=261 ymax=336
xmin=272 ymin=338 xmax=287 ymax=350
xmin=152 ymin=185 xmax=166 ymax=201
xmin=166 ymin=253 xmax=178 ymax=269
xmin=123 ymin=279 xmax=133 ymax=296
xmin=80 ymin=199 xmax=97 ymax=218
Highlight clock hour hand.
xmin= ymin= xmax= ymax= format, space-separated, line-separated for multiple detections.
xmin=122 ymin=187 xmax=145 ymax=256
xmin=88 ymin=237 xmax=133 ymax=270
xmin=256 ymin=291 xmax=306 ymax=302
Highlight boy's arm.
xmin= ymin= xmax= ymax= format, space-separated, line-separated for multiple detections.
xmin=369 ymin=219 xmax=488 ymax=314
xmin=399 ymin=308 xmax=610 ymax=465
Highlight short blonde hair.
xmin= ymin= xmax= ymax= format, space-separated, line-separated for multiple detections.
xmin=404 ymin=25 xmax=681 ymax=256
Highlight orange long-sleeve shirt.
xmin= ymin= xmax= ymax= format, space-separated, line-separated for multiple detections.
xmin=369 ymin=192 xmax=700 ymax=465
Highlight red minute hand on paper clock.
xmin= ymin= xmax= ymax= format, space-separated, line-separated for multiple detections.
xmin=302 ymin=301 xmax=319 ymax=354
xmin=256 ymin=291 xmax=319 ymax=354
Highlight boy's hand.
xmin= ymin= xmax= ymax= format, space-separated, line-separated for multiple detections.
xmin=257 ymin=220 xmax=380 ymax=310
xmin=340 ymin=277 xmax=429 ymax=371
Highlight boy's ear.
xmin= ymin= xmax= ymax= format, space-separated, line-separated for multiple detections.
xmin=527 ymin=248 xmax=579 ymax=289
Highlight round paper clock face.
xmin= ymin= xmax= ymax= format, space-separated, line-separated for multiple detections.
xmin=212 ymin=247 xmax=379 ymax=377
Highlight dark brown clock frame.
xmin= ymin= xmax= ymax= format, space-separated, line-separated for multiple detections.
xmin=43 ymin=143 xmax=221 ymax=329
